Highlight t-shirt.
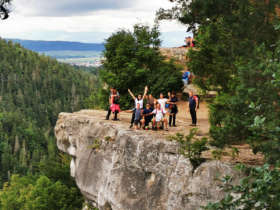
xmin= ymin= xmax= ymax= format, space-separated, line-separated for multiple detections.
xmin=135 ymin=99 xmax=143 ymax=109
xmin=157 ymin=98 xmax=168 ymax=112
xmin=170 ymin=96 xmax=178 ymax=112
xmin=143 ymin=108 xmax=153 ymax=121
xmin=152 ymin=108 xmax=166 ymax=122
xmin=189 ymin=96 xmax=197 ymax=109
xmin=182 ymin=72 xmax=190 ymax=81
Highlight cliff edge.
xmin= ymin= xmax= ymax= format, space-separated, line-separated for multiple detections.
xmin=55 ymin=110 xmax=240 ymax=210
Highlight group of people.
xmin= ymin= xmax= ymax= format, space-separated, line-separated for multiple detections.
xmin=106 ymin=86 xmax=199 ymax=131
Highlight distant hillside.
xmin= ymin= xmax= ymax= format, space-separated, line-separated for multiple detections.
xmin=9 ymin=39 xmax=105 ymax=52
xmin=0 ymin=38 xmax=97 ymax=187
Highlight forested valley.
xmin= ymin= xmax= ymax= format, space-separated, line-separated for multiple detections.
xmin=0 ymin=38 xmax=99 ymax=209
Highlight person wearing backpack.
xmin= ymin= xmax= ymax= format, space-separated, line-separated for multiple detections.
xmin=110 ymin=89 xmax=121 ymax=121
xmin=182 ymin=70 xmax=191 ymax=86
xmin=188 ymin=91 xmax=199 ymax=126
xmin=106 ymin=88 xmax=119 ymax=120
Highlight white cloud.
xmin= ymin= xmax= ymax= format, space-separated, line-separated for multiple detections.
xmin=0 ymin=0 xmax=188 ymax=46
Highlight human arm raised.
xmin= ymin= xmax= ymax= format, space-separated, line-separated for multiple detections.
xmin=128 ymin=89 xmax=136 ymax=100
xmin=143 ymin=86 xmax=148 ymax=100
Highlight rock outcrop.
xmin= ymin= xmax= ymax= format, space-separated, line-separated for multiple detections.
xmin=160 ymin=47 xmax=189 ymax=65
xmin=55 ymin=110 xmax=241 ymax=210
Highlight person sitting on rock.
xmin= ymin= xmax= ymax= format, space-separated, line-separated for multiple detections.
xmin=141 ymin=103 xmax=154 ymax=130
xmin=152 ymin=103 xmax=168 ymax=131
xmin=128 ymin=86 xmax=148 ymax=128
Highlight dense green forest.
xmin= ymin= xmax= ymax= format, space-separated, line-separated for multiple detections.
xmin=0 ymin=38 xmax=98 ymax=208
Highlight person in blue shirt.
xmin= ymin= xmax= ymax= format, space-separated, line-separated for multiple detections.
xmin=141 ymin=103 xmax=154 ymax=130
xmin=182 ymin=70 xmax=191 ymax=86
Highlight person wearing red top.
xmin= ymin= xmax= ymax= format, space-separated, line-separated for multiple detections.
xmin=110 ymin=89 xmax=120 ymax=121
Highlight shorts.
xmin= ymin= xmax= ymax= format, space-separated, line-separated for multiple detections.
xmin=134 ymin=119 xmax=141 ymax=125
xmin=155 ymin=117 xmax=164 ymax=122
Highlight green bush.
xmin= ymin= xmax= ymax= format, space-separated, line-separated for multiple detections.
xmin=168 ymin=129 xmax=209 ymax=170
xmin=203 ymin=164 xmax=280 ymax=210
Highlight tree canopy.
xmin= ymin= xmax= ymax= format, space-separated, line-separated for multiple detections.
xmin=100 ymin=24 xmax=183 ymax=109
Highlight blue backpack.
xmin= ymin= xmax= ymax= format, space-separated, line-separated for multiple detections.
xmin=182 ymin=71 xmax=190 ymax=79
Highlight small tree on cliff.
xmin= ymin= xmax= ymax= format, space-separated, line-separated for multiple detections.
xmin=100 ymin=24 xmax=183 ymax=109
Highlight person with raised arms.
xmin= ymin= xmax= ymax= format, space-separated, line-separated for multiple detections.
xmin=128 ymin=86 xmax=148 ymax=128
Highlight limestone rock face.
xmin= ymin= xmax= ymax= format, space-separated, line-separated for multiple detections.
xmin=55 ymin=110 xmax=240 ymax=210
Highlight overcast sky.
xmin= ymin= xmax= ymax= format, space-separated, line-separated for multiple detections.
xmin=0 ymin=0 xmax=190 ymax=47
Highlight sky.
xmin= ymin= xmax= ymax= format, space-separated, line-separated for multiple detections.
xmin=0 ymin=0 xmax=190 ymax=47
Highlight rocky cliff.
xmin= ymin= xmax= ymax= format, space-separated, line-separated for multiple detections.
xmin=160 ymin=47 xmax=189 ymax=65
xmin=55 ymin=110 xmax=241 ymax=210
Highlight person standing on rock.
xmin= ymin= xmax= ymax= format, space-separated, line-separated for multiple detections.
xmin=128 ymin=86 xmax=148 ymax=128
xmin=168 ymin=91 xmax=178 ymax=127
xmin=110 ymin=89 xmax=121 ymax=121
xmin=188 ymin=91 xmax=199 ymax=126
xmin=106 ymin=88 xmax=119 ymax=120
xmin=134 ymin=103 xmax=142 ymax=130
xmin=182 ymin=70 xmax=191 ymax=86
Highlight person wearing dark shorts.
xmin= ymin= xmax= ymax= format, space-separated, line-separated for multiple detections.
xmin=141 ymin=104 xmax=153 ymax=129
xmin=128 ymin=86 xmax=148 ymax=128
xmin=188 ymin=91 xmax=198 ymax=126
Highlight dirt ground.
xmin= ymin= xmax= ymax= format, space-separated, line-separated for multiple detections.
xmin=96 ymin=101 xmax=264 ymax=166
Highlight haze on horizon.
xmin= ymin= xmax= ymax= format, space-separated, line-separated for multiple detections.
xmin=0 ymin=0 xmax=190 ymax=47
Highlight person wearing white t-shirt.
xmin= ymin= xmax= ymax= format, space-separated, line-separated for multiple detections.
xmin=128 ymin=86 xmax=148 ymax=128
xmin=157 ymin=93 xmax=169 ymax=113
xmin=152 ymin=103 xmax=168 ymax=131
